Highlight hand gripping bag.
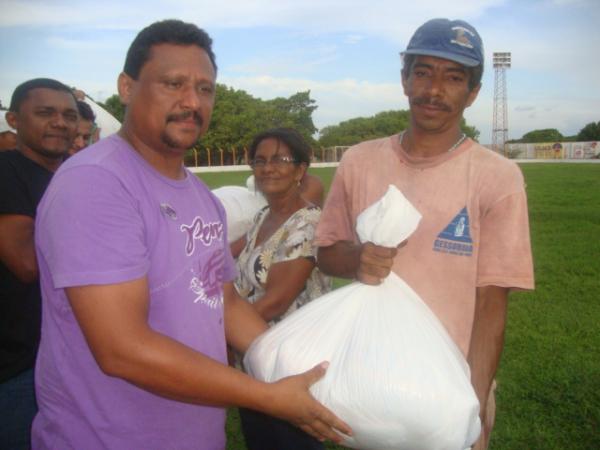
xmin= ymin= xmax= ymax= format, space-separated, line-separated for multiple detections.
xmin=212 ymin=185 xmax=267 ymax=242
xmin=244 ymin=185 xmax=481 ymax=450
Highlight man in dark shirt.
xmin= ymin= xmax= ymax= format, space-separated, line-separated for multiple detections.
xmin=0 ymin=78 xmax=78 ymax=449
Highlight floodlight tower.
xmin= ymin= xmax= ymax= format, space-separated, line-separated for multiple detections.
xmin=492 ymin=52 xmax=511 ymax=154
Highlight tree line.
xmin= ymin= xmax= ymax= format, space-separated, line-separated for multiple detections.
xmin=99 ymin=84 xmax=600 ymax=162
xmin=102 ymin=84 xmax=317 ymax=146
xmin=100 ymin=83 xmax=478 ymax=159
xmin=507 ymin=122 xmax=600 ymax=144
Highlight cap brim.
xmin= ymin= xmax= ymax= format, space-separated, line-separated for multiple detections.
xmin=401 ymin=48 xmax=481 ymax=67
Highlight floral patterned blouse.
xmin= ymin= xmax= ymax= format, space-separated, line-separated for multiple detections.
xmin=234 ymin=205 xmax=331 ymax=324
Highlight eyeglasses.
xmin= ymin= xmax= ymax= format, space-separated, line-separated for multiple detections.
xmin=249 ymin=156 xmax=298 ymax=169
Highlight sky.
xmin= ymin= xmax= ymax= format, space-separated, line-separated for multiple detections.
xmin=0 ymin=0 xmax=599 ymax=144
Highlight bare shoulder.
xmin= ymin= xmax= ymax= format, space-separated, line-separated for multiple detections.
xmin=301 ymin=173 xmax=325 ymax=207
xmin=343 ymin=135 xmax=396 ymax=161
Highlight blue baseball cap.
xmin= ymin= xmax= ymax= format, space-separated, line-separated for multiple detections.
xmin=402 ymin=18 xmax=484 ymax=67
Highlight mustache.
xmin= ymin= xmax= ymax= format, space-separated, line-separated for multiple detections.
xmin=167 ymin=110 xmax=203 ymax=126
xmin=412 ymin=97 xmax=451 ymax=111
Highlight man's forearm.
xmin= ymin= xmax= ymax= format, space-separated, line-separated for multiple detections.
xmin=66 ymin=280 xmax=349 ymax=443
xmin=224 ymin=283 xmax=269 ymax=353
xmin=316 ymin=241 xmax=362 ymax=279
xmin=467 ymin=286 xmax=509 ymax=414
xmin=0 ymin=214 xmax=39 ymax=283
xmin=103 ymin=325 xmax=270 ymax=408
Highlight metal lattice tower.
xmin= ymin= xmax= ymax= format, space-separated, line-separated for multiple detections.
xmin=492 ymin=52 xmax=511 ymax=154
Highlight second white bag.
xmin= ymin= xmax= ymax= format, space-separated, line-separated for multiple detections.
xmin=244 ymin=185 xmax=481 ymax=450
xmin=212 ymin=185 xmax=267 ymax=242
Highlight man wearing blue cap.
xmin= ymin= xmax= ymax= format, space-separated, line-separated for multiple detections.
xmin=315 ymin=18 xmax=534 ymax=450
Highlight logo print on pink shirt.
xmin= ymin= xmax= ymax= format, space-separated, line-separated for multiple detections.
xmin=180 ymin=216 xmax=224 ymax=256
xmin=433 ymin=207 xmax=473 ymax=256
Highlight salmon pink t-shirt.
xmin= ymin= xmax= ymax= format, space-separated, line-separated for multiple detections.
xmin=314 ymin=135 xmax=534 ymax=354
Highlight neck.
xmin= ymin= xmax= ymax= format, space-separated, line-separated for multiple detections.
xmin=266 ymin=189 xmax=306 ymax=217
xmin=118 ymin=127 xmax=186 ymax=180
xmin=401 ymin=127 xmax=466 ymax=158
xmin=18 ymin=146 xmax=63 ymax=173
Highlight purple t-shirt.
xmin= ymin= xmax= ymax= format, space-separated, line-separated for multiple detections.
xmin=32 ymin=135 xmax=236 ymax=450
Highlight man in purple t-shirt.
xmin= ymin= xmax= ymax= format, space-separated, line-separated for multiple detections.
xmin=32 ymin=20 xmax=350 ymax=450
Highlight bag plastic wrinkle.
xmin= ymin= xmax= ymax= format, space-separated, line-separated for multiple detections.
xmin=212 ymin=185 xmax=267 ymax=242
xmin=244 ymin=185 xmax=481 ymax=450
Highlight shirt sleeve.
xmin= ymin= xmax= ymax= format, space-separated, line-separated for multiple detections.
xmin=0 ymin=156 xmax=34 ymax=217
xmin=476 ymin=188 xmax=535 ymax=290
xmin=36 ymin=165 xmax=150 ymax=288
xmin=313 ymin=159 xmax=356 ymax=247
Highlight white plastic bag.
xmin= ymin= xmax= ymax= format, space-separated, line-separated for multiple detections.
xmin=212 ymin=185 xmax=267 ymax=242
xmin=244 ymin=185 xmax=481 ymax=450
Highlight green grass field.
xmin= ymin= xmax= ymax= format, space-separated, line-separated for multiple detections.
xmin=197 ymin=163 xmax=600 ymax=450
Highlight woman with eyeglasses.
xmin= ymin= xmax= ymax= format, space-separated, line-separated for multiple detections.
xmin=234 ymin=128 xmax=330 ymax=450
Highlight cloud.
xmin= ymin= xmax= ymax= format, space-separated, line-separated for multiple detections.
xmin=2 ymin=0 xmax=597 ymax=145
xmin=218 ymin=74 xmax=406 ymax=132
xmin=515 ymin=105 xmax=536 ymax=112
xmin=0 ymin=0 xmax=130 ymax=28
xmin=551 ymin=0 xmax=594 ymax=5
xmin=481 ymin=3 xmax=600 ymax=85
xmin=0 ymin=0 xmax=504 ymax=37
xmin=344 ymin=34 xmax=365 ymax=45
xmin=450 ymin=85 xmax=599 ymax=143
xmin=5 ymin=1 xmax=593 ymax=79
xmin=228 ymin=44 xmax=340 ymax=76
xmin=217 ymin=70 xmax=599 ymax=143
xmin=45 ymin=36 xmax=113 ymax=50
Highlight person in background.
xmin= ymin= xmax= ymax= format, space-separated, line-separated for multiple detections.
xmin=0 ymin=114 xmax=18 ymax=151
xmin=299 ymin=172 xmax=325 ymax=207
xmin=314 ymin=18 xmax=534 ymax=450
xmin=0 ymin=78 xmax=78 ymax=450
xmin=234 ymin=127 xmax=331 ymax=450
xmin=233 ymin=160 xmax=325 ymax=258
xmin=68 ymin=100 xmax=97 ymax=154
xmin=31 ymin=19 xmax=349 ymax=450
xmin=246 ymin=171 xmax=324 ymax=208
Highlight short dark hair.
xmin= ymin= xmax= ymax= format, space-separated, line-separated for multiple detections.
xmin=401 ymin=54 xmax=483 ymax=91
xmin=9 ymin=78 xmax=75 ymax=112
xmin=76 ymin=100 xmax=96 ymax=122
xmin=123 ymin=19 xmax=217 ymax=80
xmin=249 ymin=128 xmax=312 ymax=166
